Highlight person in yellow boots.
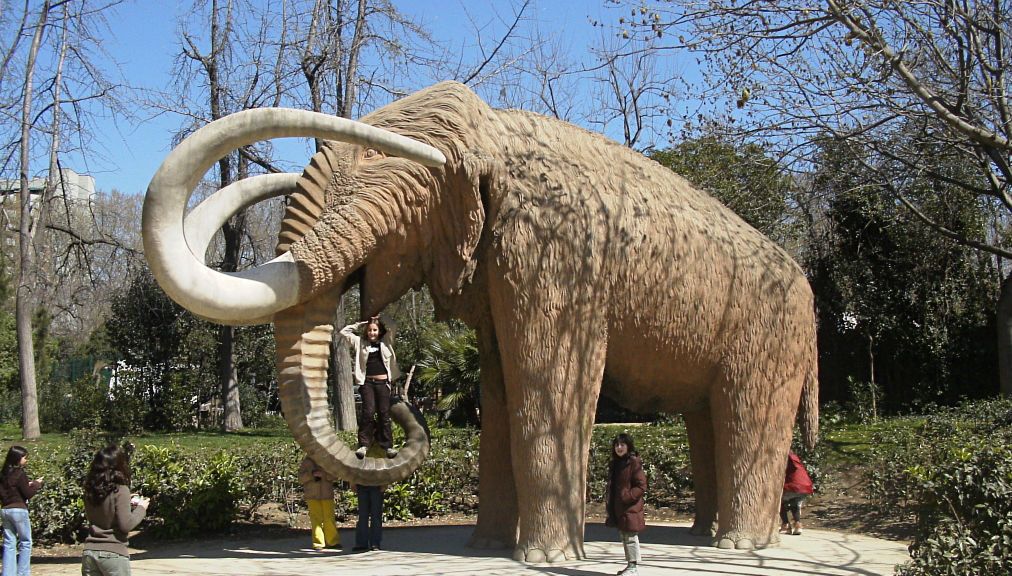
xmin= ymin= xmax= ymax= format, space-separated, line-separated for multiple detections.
xmin=299 ymin=455 xmax=341 ymax=551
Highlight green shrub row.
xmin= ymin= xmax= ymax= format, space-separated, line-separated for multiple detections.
xmin=22 ymin=421 xmax=702 ymax=545
xmin=20 ymin=424 xmax=482 ymax=544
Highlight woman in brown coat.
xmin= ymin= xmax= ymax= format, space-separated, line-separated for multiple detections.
xmin=605 ymin=433 xmax=647 ymax=576
xmin=82 ymin=445 xmax=149 ymax=576
xmin=298 ymin=456 xmax=340 ymax=550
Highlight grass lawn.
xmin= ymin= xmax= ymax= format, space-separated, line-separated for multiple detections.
xmin=0 ymin=423 xmax=296 ymax=453
xmin=819 ymin=415 xmax=925 ymax=466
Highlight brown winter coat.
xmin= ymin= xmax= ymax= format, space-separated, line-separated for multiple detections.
xmin=606 ymin=455 xmax=647 ymax=533
xmin=83 ymin=484 xmax=147 ymax=557
xmin=299 ymin=456 xmax=336 ymax=501
xmin=0 ymin=467 xmax=39 ymax=509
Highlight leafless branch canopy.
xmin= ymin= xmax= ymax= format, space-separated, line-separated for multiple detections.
xmin=620 ymin=0 xmax=1010 ymax=255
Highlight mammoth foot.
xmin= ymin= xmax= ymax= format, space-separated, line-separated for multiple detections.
xmin=712 ymin=529 xmax=777 ymax=550
xmin=511 ymin=544 xmax=582 ymax=563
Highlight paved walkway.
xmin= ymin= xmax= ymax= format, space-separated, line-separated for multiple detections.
xmin=32 ymin=522 xmax=909 ymax=576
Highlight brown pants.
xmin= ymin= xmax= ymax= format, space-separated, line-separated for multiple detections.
xmin=358 ymin=380 xmax=392 ymax=449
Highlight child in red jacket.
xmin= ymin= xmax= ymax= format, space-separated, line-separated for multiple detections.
xmin=780 ymin=452 xmax=814 ymax=535
xmin=606 ymin=433 xmax=647 ymax=576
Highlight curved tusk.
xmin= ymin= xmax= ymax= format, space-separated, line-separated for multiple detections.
xmin=184 ymin=172 xmax=299 ymax=265
xmin=143 ymin=108 xmax=446 ymax=325
xmin=181 ymin=172 xmax=300 ymax=326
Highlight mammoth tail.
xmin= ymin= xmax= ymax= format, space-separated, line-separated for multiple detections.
xmin=799 ymin=364 xmax=819 ymax=451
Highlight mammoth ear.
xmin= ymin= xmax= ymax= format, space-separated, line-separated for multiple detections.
xmin=435 ymin=152 xmax=501 ymax=296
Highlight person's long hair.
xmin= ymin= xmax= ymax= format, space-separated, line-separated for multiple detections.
xmin=83 ymin=446 xmax=131 ymax=505
xmin=610 ymin=433 xmax=638 ymax=471
xmin=1 ymin=446 xmax=28 ymax=484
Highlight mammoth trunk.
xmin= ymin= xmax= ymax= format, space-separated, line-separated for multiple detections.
xmin=278 ymin=147 xmax=378 ymax=302
xmin=273 ymin=286 xmax=430 ymax=486
xmin=287 ymin=208 xmax=377 ymax=298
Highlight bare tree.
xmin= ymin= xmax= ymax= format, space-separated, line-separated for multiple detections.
xmin=586 ymin=31 xmax=680 ymax=149
xmin=176 ymin=0 xmax=301 ymax=431
xmin=13 ymin=0 xmax=53 ymax=440
xmin=619 ymin=0 xmax=1011 ymax=393
xmin=437 ymin=0 xmax=582 ymax=117
xmin=291 ymin=0 xmax=364 ymax=431
xmin=437 ymin=2 xmax=677 ymax=149
xmin=177 ymin=0 xmax=249 ymax=431
xmin=0 ymin=0 xmax=128 ymax=438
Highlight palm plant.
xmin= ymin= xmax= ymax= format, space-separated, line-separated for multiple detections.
xmin=416 ymin=325 xmax=480 ymax=426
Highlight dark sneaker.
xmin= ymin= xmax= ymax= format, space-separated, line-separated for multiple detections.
xmin=355 ymin=446 xmax=366 ymax=459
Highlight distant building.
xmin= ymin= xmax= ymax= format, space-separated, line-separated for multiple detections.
xmin=0 ymin=168 xmax=96 ymax=257
xmin=0 ymin=167 xmax=95 ymax=230
xmin=0 ymin=167 xmax=96 ymax=204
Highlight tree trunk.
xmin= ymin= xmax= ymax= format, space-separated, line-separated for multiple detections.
xmin=15 ymin=1 xmax=51 ymax=441
xmin=15 ymin=296 xmax=38 ymax=439
xmin=218 ymin=154 xmax=246 ymax=432
xmin=330 ymin=296 xmax=357 ymax=430
xmin=299 ymin=0 xmax=370 ymax=432
xmin=219 ymin=324 xmax=243 ymax=431
xmin=867 ymin=334 xmax=877 ymax=421
xmin=998 ymin=275 xmax=1012 ymax=397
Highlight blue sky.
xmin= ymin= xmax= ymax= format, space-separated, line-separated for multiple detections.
xmin=85 ymin=1 xmax=627 ymax=196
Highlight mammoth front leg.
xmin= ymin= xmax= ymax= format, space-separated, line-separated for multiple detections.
xmin=471 ymin=325 xmax=518 ymax=549
xmin=494 ymin=305 xmax=608 ymax=562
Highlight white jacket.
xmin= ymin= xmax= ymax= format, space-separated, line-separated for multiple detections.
xmin=339 ymin=318 xmax=402 ymax=385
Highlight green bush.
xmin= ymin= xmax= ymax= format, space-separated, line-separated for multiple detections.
xmin=132 ymin=444 xmax=244 ymax=538
xmin=21 ymin=420 xmax=696 ymax=544
xmin=866 ymin=400 xmax=1012 ymax=517
xmin=859 ymin=398 xmax=1012 ymax=575
xmin=24 ymin=444 xmax=86 ymax=543
xmin=588 ymin=424 xmax=693 ymax=508
xmin=898 ymin=439 xmax=1012 ymax=576
xmin=231 ymin=440 xmax=301 ymax=520
xmin=39 ymin=377 xmax=109 ymax=432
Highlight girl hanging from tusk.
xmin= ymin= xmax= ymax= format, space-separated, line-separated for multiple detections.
xmin=341 ymin=313 xmax=401 ymax=459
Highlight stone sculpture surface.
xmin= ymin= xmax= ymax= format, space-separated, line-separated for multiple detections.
xmin=143 ymin=81 xmax=819 ymax=561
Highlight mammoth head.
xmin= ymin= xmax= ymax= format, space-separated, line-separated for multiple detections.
xmin=142 ymin=84 xmax=500 ymax=485
xmin=277 ymin=82 xmax=500 ymax=315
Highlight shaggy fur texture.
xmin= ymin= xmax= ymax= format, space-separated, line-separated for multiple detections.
xmin=275 ymin=81 xmax=818 ymax=560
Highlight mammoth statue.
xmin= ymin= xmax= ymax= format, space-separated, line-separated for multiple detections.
xmin=143 ymin=81 xmax=817 ymax=560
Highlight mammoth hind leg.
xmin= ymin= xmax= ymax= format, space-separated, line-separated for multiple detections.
xmin=710 ymin=367 xmax=798 ymax=550
xmin=275 ymin=289 xmax=429 ymax=486
xmin=685 ymin=406 xmax=718 ymax=537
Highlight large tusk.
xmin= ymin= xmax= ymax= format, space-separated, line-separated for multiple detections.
xmin=143 ymin=108 xmax=446 ymax=325
xmin=184 ymin=172 xmax=299 ymax=266
xmin=182 ymin=173 xmax=300 ymax=326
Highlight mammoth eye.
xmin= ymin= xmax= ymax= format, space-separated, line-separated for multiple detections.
xmin=362 ymin=148 xmax=386 ymax=161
